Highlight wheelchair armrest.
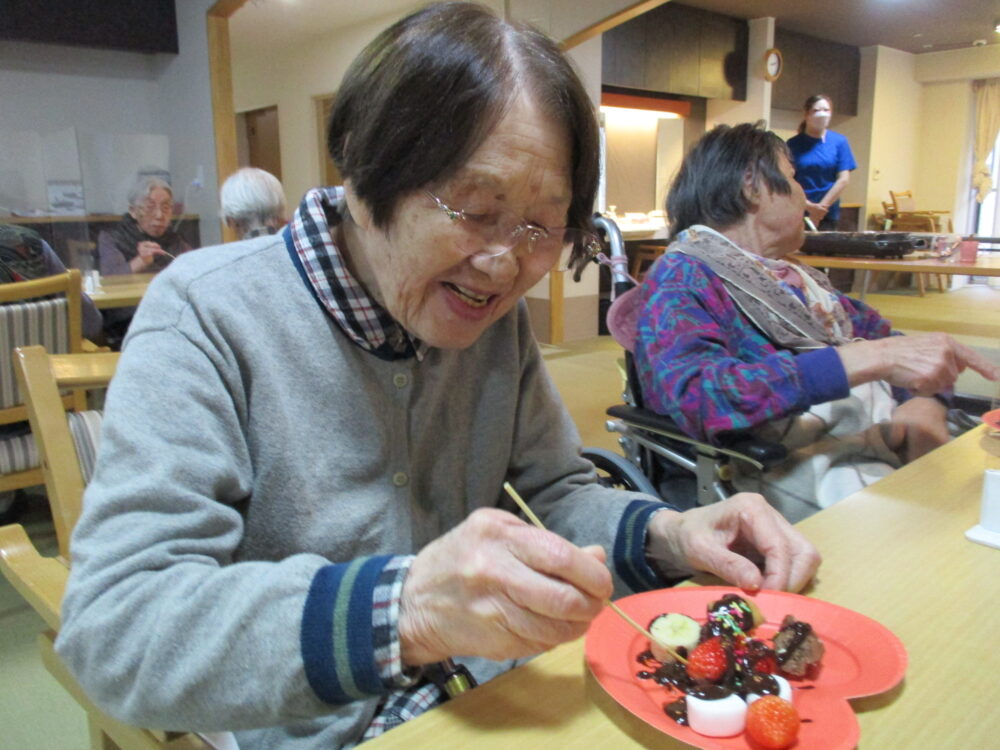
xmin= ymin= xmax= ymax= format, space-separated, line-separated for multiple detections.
xmin=724 ymin=435 xmax=788 ymax=469
xmin=605 ymin=404 xmax=787 ymax=469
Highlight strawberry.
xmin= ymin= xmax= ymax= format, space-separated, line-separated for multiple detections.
xmin=753 ymin=653 xmax=778 ymax=674
xmin=746 ymin=695 xmax=800 ymax=749
xmin=685 ymin=637 xmax=728 ymax=682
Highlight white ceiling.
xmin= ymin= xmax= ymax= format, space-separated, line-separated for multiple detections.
xmin=230 ymin=0 xmax=1000 ymax=59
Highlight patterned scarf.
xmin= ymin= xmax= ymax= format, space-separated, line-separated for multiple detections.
xmin=106 ymin=213 xmax=186 ymax=272
xmin=676 ymin=225 xmax=854 ymax=350
xmin=285 ymin=187 xmax=425 ymax=361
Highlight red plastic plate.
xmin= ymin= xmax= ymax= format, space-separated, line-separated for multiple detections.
xmin=585 ymin=587 xmax=907 ymax=750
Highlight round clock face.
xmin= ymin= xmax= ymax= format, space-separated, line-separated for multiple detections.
xmin=764 ymin=48 xmax=782 ymax=81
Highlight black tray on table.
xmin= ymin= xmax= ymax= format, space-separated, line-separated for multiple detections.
xmin=798 ymin=231 xmax=927 ymax=258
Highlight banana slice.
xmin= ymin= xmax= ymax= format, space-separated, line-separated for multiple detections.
xmin=648 ymin=612 xmax=701 ymax=662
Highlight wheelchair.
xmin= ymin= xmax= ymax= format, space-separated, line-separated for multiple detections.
xmin=579 ymin=215 xmax=788 ymax=510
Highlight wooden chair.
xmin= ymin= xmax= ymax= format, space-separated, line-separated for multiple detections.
xmin=0 ymin=271 xmax=90 ymax=496
xmin=0 ymin=346 xmax=222 ymax=750
xmin=886 ymin=190 xmax=954 ymax=233
xmin=881 ymin=193 xmax=949 ymax=294
xmin=631 ymin=244 xmax=667 ymax=279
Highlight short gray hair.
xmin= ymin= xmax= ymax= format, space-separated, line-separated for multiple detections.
xmin=127 ymin=176 xmax=173 ymax=209
xmin=219 ymin=168 xmax=287 ymax=233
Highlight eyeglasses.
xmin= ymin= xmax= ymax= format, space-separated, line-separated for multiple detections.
xmin=427 ymin=191 xmax=603 ymax=269
xmin=137 ymin=200 xmax=173 ymax=218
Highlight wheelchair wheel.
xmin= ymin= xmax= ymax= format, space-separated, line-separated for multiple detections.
xmin=582 ymin=447 xmax=659 ymax=496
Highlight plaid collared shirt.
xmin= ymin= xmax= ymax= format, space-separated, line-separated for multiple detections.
xmin=286 ymin=186 xmax=427 ymax=361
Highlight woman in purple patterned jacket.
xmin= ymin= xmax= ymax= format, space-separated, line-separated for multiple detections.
xmin=635 ymin=122 xmax=998 ymax=521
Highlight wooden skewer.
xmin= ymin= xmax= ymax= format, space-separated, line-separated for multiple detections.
xmin=502 ymin=482 xmax=688 ymax=665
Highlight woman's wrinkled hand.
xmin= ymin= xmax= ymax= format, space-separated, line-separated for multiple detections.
xmin=839 ymin=333 xmax=1000 ymax=396
xmin=887 ymin=396 xmax=950 ymax=463
xmin=130 ymin=241 xmax=168 ymax=272
xmin=805 ymin=202 xmax=828 ymax=223
xmin=398 ymin=507 xmax=612 ymax=666
xmin=646 ymin=493 xmax=821 ymax=594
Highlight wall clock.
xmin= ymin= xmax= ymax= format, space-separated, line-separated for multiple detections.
xmin=763 ymin=47 xmax=783 ymax=82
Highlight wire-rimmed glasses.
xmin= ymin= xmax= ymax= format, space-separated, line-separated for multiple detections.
xmin=426 ymin=191 xmax=603 ymax=270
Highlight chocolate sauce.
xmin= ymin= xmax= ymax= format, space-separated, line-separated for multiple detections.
xmin=741 ymin=673 xmax=779 ymax=697
xmin=654 ymin=660 xmax=692 ymax=690
xmin=636 ymin=649 xmax=658 ymax=668
xmin=687 ymin=684 xmax=734 ymax=700
xmin=664 ymin=697 xmax=688 ymax=725
xmin=775 ymin=620 xmax=813 ymax=665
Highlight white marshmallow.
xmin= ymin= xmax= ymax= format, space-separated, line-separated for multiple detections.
xmin=687 ymin=691 xmax=746 ymax=737
xmin=745 ymin=674 xmax=792 ymax=705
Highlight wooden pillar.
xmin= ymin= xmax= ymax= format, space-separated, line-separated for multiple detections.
xmin=207 ymin=0 xmax=248 ymax=244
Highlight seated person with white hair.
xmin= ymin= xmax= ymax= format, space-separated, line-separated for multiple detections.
xmin=97 ymin=176 xmax=193 ymax=347
xmin=220 ymin=167 xmax=287 ymax=240
xmin=98 ymin=176 xmax=192 ymax=276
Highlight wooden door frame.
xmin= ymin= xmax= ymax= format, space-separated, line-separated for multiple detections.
xmin=207 ymin=0 xmax=248 ymax=244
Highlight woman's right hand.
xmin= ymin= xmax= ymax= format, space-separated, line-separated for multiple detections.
xmin=130 ymin=241 xmax=166 ymax=271
xmin=805 ymin=202 xmax=828 ymax=223
xmin=838 ymin=333 xmax=1000 ymax=396
xmin=398 ymin=507 xmax=612 ymax=666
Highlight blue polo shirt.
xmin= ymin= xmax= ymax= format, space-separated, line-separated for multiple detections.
xmin=786 ymin=130 xmax=856 ymax=221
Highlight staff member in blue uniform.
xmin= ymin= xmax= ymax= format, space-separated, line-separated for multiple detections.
xmin=787 ymin=94 xmax=856 ymax=230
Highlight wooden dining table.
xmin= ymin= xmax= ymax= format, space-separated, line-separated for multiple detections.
xmin=86 ymin=273 xmax=155 ymax=309
xmin=363 ymin=426 xmax=1000 ymax=749
xmin=796 ymin=251 xmax=1000 ymax=300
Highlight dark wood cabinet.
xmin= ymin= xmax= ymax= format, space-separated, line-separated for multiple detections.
xmin=771 ymin=29 xmax=859 ymax=116
xmin=603 ymin=3 xmax=747 ymax=101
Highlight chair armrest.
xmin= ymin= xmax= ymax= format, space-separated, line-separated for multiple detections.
xmin=81 ymin=339 xmax=112 ymax=353
xmin=605 ymin=404 xmax=788 ymax=469
xmin=0 ymin=524 xmax=66 ymax=629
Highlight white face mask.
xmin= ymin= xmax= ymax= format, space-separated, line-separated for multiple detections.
xmin=808 ymin=113 xmax=831 ymax=129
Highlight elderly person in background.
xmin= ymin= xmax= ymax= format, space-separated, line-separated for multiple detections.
xmin=635 ymin=122 xmax=999 ymax=522
xmin=97 ymin=176 xmax=192 ymax=347
xmin=57 ymin=7 xmax=819 ymax=749
xmin=220 ymin=167 xmax=287 ymax=240
xmin=97 ymin=175 xmax=191 ymax=276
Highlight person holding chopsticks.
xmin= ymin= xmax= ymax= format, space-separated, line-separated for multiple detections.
xmin=57 ymin=5 xmax=820 ymax=749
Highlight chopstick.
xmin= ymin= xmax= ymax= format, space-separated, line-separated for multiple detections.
xmin=502 ymin=482 xmax=688 ymax=664
xmin=804 ymin=216 xmax=818 ymax=232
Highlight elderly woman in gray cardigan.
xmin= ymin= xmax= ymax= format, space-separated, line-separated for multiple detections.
xmin=57 ymin=5 xmax=820 ymax=749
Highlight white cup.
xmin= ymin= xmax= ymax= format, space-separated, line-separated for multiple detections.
xmin=83 ymin=269 xmax=101 ymax=294
xmin=981 ymin=469 xmax=1000 ymax=532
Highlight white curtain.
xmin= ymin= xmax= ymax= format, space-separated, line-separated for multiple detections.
xmin=972 ymin=79 xmax=1000 ymax=203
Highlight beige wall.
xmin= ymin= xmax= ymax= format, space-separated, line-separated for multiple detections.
xmin=604 ymin=110 xmax=659 ymax=213
xmin=230 ymin=0 xmax=642 ymax=213
xmin=916 ymin=81 xmax=974 ymax=232
xmin=231 ymin=4 xmax=435 ymax=211
xmin=863 ymin=46 xmax=922 ymax=223
xmin=911 ymin=45 xmax=1000 ymax=235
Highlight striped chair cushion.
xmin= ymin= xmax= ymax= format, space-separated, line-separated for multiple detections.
xmin=0 ymin=297 xmax=71 ymax=409
xmin=0 ymin=410 xmax=102 ymax=484
xmin=67 ymin=410 xmax=102 ymax=484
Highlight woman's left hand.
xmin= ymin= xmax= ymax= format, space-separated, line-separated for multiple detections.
xmin=886 ymin=396 xmax=950 ymax=463
xmin=645 ymin=493 xmax=821 ymax=594
xmin=805 ymin=202 xmax=828 ymax=222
